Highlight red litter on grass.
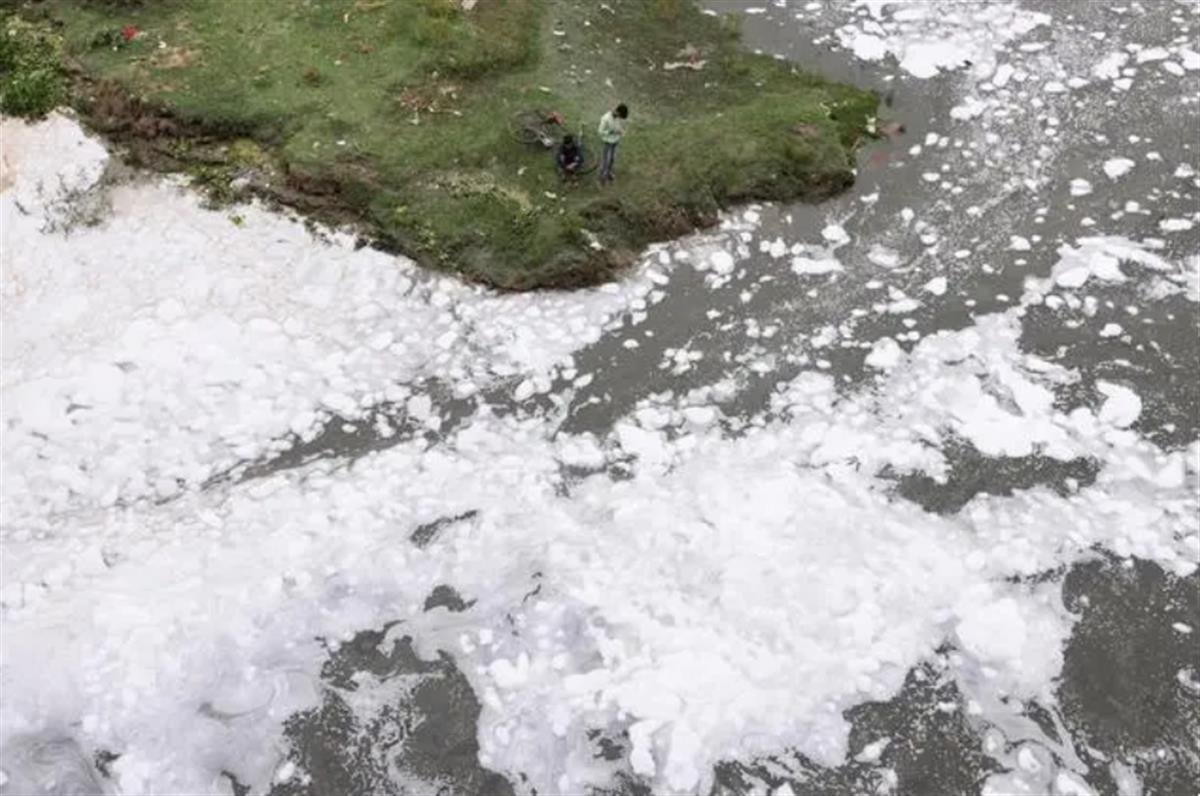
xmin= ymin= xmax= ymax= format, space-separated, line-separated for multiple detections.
xmin=121 ymin=25 xmax=139 ymax=42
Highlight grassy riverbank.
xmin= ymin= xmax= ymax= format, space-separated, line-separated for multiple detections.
xmin=9 ymin=0 xmax=876 ymax=288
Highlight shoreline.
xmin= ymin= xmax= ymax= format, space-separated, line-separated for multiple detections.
xmin=5 ymin=0 xmax=878 ymax=289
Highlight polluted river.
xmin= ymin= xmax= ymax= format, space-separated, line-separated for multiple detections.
xmin=1 ymin=1 xmax=1198 ymax=795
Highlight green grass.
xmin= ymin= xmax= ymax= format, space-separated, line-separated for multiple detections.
xmin=29 ymin=0 xmax=876 ymax=288
xmin=1 ymin=13 xmax=67 ymax=117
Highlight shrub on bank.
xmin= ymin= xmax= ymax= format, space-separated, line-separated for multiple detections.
xmin=0 ymin=15 xmax=66 ymax=118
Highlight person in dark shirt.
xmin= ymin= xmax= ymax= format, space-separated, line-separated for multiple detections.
xmin=556 ymin=134 xmax=583 ymax=179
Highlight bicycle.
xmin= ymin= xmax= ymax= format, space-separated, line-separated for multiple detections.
xmin=510 ymin=109 xmax=566 ymax=149
xmin=510 ymin=111 xmax=600 ymax=180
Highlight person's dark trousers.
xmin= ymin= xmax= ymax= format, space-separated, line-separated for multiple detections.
xmin=600 ymin=141 xmax=618 ymax=182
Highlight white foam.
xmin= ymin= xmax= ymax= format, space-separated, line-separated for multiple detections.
xmin=1096 ymin=381 xmax=1142 ymax=429
xmin=1055 ymin=770 xmax=1097 ymax=796
xmin=709 ymin=250 xmax=735 ymax=275
xmin=923 ymin=276 xmax=949 ymax=296
xmin=834 ymin=2 xmax=1051 ymax=79
xmin=5 ymin=31 xmax=1200 ymax=792
xmin=1 ymin=114 xmax=659 ymax=527
xmin=821 ymin=223 xmax=850 ymax=246
xmin=6 ymin=296 xmax=1195 ymax=794
xmin=865 ymin=337 xmax=904 ymax=370
xmin=1093 ymin=51 xmax=1129 ymax=80
xmin=1102 ymin=158 xmax=1135 ymax=180
xmin=867 ymin=244 xmax=901 ymax=269
xmin=1134 ymin=46 xmax=1169 ymax=64
xmin=791 ymin=256 xmax=844 ymax=275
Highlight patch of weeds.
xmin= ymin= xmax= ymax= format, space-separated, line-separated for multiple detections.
xmin=36 ymin=171 xmax=114 ymax=234
xmin=88 ymin=24 xmax=140 ymax=51
xmin=226 ymin=138 xmax=266 ymax=166
xmin=0 ymin=14 xmax=67 ymax=118
xmin=826 ymin=92 xmax=881 ymax=150
xmin=187 ymin=163 xmax=239 ymax=206
xmin=397 ymin=0 xmax=538 ymax=79
xmin=718 ymin=52 xmax=752 ymax=77
xmin=88 ymin=28 xmax=126 ymax=50
xmin=655 ymin=0 xmax=684 ymax=22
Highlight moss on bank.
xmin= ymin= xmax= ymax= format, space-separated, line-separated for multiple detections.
xmin=11 ymin=0 xmax=877 ymax=289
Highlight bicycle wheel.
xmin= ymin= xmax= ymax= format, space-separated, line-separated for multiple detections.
xmin=575 ymin=135 xmax=599 ymax=174
xmin=510 ymin=109 xmax=549 ymax=146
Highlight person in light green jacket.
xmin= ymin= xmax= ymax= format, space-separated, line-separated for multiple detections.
xmin=597 ymin=103 xmax=629 ymax=184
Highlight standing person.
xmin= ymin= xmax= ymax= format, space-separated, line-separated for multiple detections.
xmin=598 ymin=103 xmax=628 ymax=184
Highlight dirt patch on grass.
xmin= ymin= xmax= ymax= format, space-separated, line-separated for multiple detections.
xmin=150 ymin=45 xmax=199 ymax=70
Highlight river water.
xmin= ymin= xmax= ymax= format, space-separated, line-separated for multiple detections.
xmin=1 ymin=1 xmax=1197 ymax=795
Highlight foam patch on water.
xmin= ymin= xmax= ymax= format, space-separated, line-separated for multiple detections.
xmin=833 ymin=1 xmax=1051 ymax=79
xmin=1022 ymin=236 xmax=1192 ymax=303
xmin=1 ymin=114 xmax=660 ymax=527
xmin=4 ymin=266 xmax=1194 ymax=795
